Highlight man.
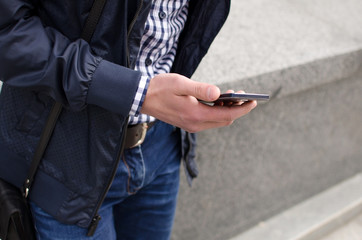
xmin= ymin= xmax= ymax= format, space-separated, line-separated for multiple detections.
xmin=0 ymin=0 xmax=257 ymax=239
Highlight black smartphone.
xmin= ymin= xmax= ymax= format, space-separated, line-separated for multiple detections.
xmin=199 ymin=93 xmax=269 ymax=106
xmin=216 ymin=93 xmax=269 ymax=103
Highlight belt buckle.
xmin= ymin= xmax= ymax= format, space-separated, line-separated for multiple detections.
xmin=130 ymin=123 xmax=148 ymax=148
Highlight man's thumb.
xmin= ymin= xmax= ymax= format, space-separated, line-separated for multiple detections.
xmin=190 ymin=82 xmax=220 ymax=102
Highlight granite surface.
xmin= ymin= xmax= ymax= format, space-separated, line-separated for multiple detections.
xmin=320 ymin=213 xmax=362 ymax=240
xmin=172 ymin=0 xmax=362 ymax=239
xmin=229 ymin=174 xmax=362 ymax=240
xmin=172 ymin=70 xmax=362 ymax=240
xmin=192 ymin=0 xmax=362 ymax=87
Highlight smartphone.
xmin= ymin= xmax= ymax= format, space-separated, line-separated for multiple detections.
xmin=199 ymin=93 xmax=269 ymax=106
xmin=216 ymin=93 xmax=269 ymax=103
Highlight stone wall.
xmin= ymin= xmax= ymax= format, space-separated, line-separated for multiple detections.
xmin=172 ymin=1 xmax=362 ymax=239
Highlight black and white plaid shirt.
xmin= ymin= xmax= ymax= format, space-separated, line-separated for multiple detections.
xmin=128 ymin=0 xmax=189 ymax=125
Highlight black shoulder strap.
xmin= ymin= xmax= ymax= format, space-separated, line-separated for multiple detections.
xmin=23 ymin=0 xmax=107 ymax=197
xmin=81 ymin=0 xmax=108 ymax=42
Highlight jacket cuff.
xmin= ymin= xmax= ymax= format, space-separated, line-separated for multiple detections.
xmin=87 ymin=59 xmax=142 ymax=118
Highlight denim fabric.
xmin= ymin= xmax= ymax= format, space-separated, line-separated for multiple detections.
xmin=30 ymin=121 xmax=181 ymax=240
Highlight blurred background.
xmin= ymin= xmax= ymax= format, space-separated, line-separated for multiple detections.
xmin=172 ymin=0 xmax=362 ymax=239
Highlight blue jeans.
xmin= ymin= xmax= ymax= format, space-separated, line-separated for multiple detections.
xmin=30 ymin=121 xmax=181 ymax=240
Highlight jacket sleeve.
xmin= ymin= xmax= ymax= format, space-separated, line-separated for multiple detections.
xmin=0 ymin=0 xmax=141 ymax=117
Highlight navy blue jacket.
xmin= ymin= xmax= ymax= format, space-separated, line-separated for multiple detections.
xmin=0 ymin=0 xmax=230 ymax=230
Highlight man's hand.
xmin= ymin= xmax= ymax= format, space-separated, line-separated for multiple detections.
xmin=141 ymin=73 xmax=257 ymax=133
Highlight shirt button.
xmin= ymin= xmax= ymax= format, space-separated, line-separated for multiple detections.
xmin=159 ymin=11 xmax=167 ymax=19
xmin=145 ymin=58 xmax=152 ymax=66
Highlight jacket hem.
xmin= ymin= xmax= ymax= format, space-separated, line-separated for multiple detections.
xmin=0 ymin=144 xmax=78 ymax=227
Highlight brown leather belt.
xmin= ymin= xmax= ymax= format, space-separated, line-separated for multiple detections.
xmin=124 ymin=121 xmax=156 ymax=149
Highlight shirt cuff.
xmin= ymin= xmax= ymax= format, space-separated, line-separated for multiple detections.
xmin=129 ymin=75 xmax=150 ymax=117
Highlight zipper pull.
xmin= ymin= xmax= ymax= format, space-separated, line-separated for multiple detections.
xmin=87 ymin=215 xmax=101 ymax=237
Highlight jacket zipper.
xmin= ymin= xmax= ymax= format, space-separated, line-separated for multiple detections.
xmin=87 ymin=117 xmax=128 ymax=236
xmin=87 ymin=0 xmax=144 ymax=236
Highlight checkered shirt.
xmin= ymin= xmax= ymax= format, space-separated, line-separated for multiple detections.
xmin=128 ymin=0 xmax=189 ymax=124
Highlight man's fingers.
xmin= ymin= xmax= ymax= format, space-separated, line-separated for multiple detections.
xmin=183 ymin=101 xmax=256 ymax=132
xmin=183 ymin=120 xmax=234 ymax=133
xmin=175 ymin=76 xmax=220 ymax=102
xmin=143 ymin=73 xmax=258 ymax=133
xmin=199 ymin=100 xmax=257 ymax=123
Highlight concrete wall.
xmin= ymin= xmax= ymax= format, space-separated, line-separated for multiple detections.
xmin=172 ymin=1 xmax=362 ymax=239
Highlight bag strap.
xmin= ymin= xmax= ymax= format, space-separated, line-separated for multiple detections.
xmin=23 ymin=0 xmax=108 ymax=198
xmin=81 ymin=0 xmax=108 ymax=41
